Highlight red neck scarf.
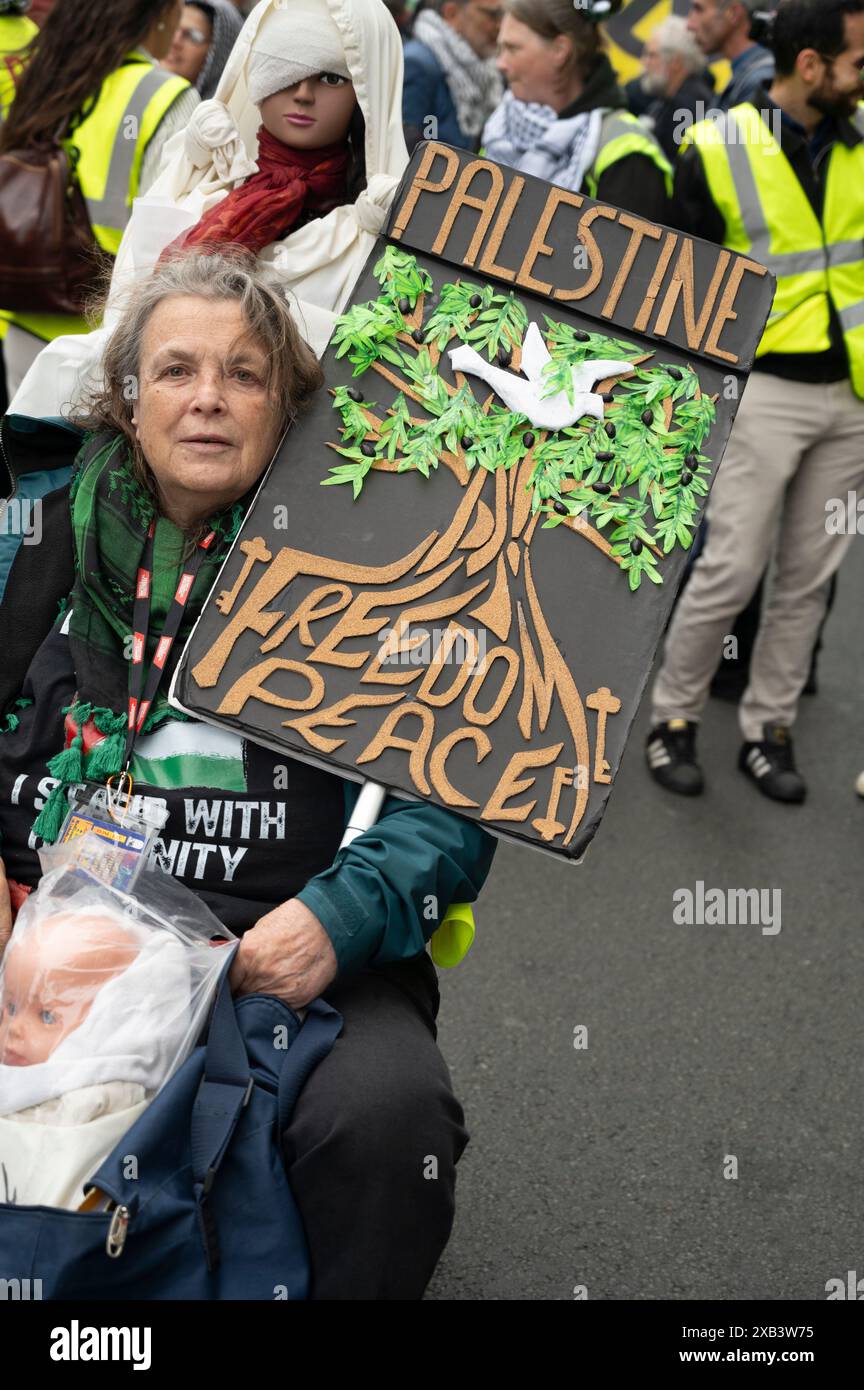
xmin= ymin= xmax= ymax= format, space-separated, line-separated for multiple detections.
xmin=179 ymin=127 xmax=350 ymax=255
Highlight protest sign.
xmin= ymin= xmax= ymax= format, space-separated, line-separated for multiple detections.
xmin=172 ymin=141 xmax=774 ymax=860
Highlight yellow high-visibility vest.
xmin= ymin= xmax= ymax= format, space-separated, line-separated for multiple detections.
xmin=0 ymin=13 xmax=37 ymax=119
xmin=684 ymin=101 xmax=864 ymax=398
xmin=6 ymin=51 xmax=189 ymax=343
xmin=0 ymin=14 xmax=38 ymax=341
xmin=585 ymin=109 xmax=674 ymax=200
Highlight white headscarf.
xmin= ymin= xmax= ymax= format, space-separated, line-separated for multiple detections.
xmin=8 ymin=0 xmax=409 ymax=418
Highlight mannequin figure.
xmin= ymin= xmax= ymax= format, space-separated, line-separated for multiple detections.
xmin=8 ymin=0 xmax=410 ymax=417
xmin=0 ymin=914 xmax=139 ymax=1067
xmin=173 ymin=9 xmax=362 ymax=254
xmin=0 ymin=905 xmax=194 ymax=1211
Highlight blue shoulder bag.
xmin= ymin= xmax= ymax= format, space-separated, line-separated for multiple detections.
xmin=0 ymin=960 xmax=342 ymax=1300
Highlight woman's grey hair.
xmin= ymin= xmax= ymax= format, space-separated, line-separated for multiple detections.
xmin=651 ymin=16 xmax=707 ymax=73
xmin=75 ymin=247 xmax=324 ymax=495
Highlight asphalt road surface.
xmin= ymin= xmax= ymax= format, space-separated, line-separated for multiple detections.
xmin=427 ymin=535 xmax=863 ymax=1302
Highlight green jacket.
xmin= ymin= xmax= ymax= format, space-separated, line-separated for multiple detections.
xmin=0 ymin=415 xmax=496 ymax=975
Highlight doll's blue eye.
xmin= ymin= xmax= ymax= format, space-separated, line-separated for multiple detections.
xmin=41 ymin=1010 xmax=57 ymax=1026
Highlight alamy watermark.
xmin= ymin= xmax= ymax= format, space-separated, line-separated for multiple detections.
xmin=0 ymin=497 xmax=42 ymax=546
xmin=673 ymin=882 xmax=781 ymax=936
xmin=378 ymin=624 xmax=487 ymax=669
xmin=825 ymin=492 xmax=864 ymax=535
xmin=49 ymin=1321 xmax=151 ymax=1370
xmin=672 ymin=102 xmax=782 ymax=151
xmin=0 ymin=1277 xmax=42 ymax=1300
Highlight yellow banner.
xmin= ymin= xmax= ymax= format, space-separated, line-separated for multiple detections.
xmin=603 ymin=0 xmax=730 ymax=89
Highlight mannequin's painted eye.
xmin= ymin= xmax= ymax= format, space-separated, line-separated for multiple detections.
xmin=319 ymin=72 xmax=348 ymax=86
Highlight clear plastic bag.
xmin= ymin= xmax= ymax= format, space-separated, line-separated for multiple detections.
xmin=0 ymin=833 xmax=237 ymax=1116
xmin=0 ymin=834 xmax=238 ymax=1209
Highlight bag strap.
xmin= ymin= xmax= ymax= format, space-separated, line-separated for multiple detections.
xmin=190 ymin=958 xmax=344 ymax=1273
xmin=277 ymin=997 xmax=344 ymax=1134
xmin=190 ymin=950 xmax=250 ymax=1272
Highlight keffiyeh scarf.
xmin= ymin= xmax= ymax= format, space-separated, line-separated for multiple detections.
xmin=33 ymin=432 xmax=247 ymax=844
xmin=412 ymin=8 xmax=502 ymax=141
xmin=482 ymin=92 xmax=606 ymax=193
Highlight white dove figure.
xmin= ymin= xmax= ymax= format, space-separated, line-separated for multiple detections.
xmin=448 ymin=321 xmax=635 ymax=431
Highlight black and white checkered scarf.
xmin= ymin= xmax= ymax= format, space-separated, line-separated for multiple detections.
xmin=482 ymin=92 xmax=605 ymax=191
xmin=412 ymin=8 xmax=503 ymax=141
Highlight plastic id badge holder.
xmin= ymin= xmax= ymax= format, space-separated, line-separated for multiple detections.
xmin=54 ymin=781 xmax=169 ymax=892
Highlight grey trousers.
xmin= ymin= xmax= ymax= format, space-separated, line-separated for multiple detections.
xmin=652 ymin=372 xmax=864 ymax=742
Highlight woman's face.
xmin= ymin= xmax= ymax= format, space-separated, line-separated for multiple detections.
xmin=259 ymin=72 xmax=358 ymax=150
xmin=496 ymin=14 xmax=573 ymax=105
xmin=163 ymin=4 xmax=214 ymax=85
xmin=131 ymin=296 xmax=285 ymax=529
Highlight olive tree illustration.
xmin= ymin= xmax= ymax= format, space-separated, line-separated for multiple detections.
xmin=325 ymin=245 xmax=716 ymax=591
xmin=317 ymin=247 xmax=718 ymax=842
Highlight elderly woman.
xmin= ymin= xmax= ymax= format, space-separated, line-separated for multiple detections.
xmin=0 ymin=249 xmax=496 ymax=1299
xmin=482 ymin=0 xmax=672 ymax=222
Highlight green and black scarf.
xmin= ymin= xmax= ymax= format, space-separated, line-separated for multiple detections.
xmin=33 ymin=431 xmax=247 ymax=843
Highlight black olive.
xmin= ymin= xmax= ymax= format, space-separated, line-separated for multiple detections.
xmin=398 ymin=296 xmax=410 ymax=314
xmin=602 ymin=392 xmax=615 ymax=404
xmin=593 ymin=482 xmax=612 ymax=495
xmin=604 ymin=422 xmax=616 ymax=439
xmin=681 ymin=469 xmax=694 ymax=486
xmin=668 ymin=366 xmax=683 ymax=380
xmin=523 ymin=431 xmax=535 ymax=449
xmin=630 ymin=538 xmax=643 ymax=555
xmin=553 ymin=500 xmax=569 ymax=516
xmin=469 ymin=293 xmax=482 ymax=308
xmin=460 ymin=435 xmax=473 ymax=451
xmin=497 ymin=345 xmax=512 ymax=366
xmin=360 ymin=440 xmax=376 ymax=457
xmin=595 ymin=451 xmax=614 ymax=463
xmin=574 ymin=329 xmax=590 ymax=342
xmin=686 ymin=452 xmax=699 ymax=468
xmin=411 ymin=328 xmax=425 ymax=344
xmin=346 ymin=387 xmax=363 ymax=402
xmin=641 ymin=409 xmax=654 ymax=426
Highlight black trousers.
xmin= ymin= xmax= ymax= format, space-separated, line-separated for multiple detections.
xmin=280 ymin=952 xmax=469 ymax=1300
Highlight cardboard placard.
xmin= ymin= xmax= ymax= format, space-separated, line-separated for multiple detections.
xmin=172 ymin=142 xmax=774 ymax=861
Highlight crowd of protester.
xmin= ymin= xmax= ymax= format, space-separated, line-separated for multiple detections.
xmin=0 ymin=0 xmax=860 ymax=796
xmin=0 ymin=0 xmax=860 ymax=1299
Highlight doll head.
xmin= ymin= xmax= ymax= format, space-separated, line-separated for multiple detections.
xmin=247 ymin=2 xmax=359 ymax=150
xmin=0 ymin=915 xmax=140 ymax=1068
xmin=257 ymin=73 xmax=358 ymax=150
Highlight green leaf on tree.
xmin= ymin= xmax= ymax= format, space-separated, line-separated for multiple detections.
xmin=373 ymin=246 xmax=432 ymax=308
xmin=423 ymin=280 xmax=492 ymax=349
xmin=463 ymin=291 xmax=528 ymax=360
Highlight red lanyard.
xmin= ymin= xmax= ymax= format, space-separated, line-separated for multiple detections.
xmin=123 ymin=521 xmax=215 ymax=771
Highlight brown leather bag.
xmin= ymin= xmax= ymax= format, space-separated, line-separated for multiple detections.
xmin=0 ymin=122 xmax=106 ymax=314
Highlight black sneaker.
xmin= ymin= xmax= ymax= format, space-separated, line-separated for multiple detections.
xmin=738 ymin=724 xmax=807 ymax=804
xmin=645 ymin=719 xmax=704 ymax=795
